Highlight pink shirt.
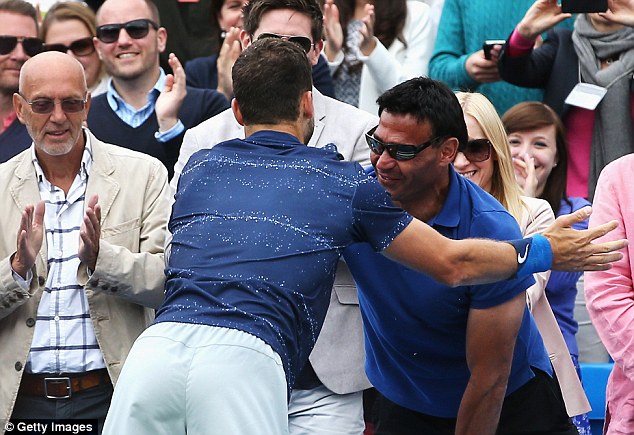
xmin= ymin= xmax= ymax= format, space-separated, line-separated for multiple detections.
xmin=585 ymin=154 xmax=634 ymax=435
xmin=1 ymin=111 xmax=17 ymax=134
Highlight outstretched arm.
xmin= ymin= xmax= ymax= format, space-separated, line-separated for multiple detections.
xmin=383 ymin=206 xmax=625 ymax=287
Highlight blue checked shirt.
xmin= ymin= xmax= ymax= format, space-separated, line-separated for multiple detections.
xmin=106 ymin=69 xmax=184 ymax=141
xmin=25 ymin=135 xmax=106 ymax=374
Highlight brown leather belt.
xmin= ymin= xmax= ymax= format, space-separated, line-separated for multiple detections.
xmin=19 ymin=369 xmax=111 ymax=399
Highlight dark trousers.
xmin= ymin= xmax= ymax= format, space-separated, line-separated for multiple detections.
xmin=10 ymin=382 xmax=113 ymax=435
xmin=373 ymin=368 xmax=579 ymax=435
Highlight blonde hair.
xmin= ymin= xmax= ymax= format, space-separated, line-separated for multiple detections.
xmin=456 ymin=92 xmax=526 ymax=222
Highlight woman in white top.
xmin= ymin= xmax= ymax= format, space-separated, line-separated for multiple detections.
xmin=323 ymin=0 xmax=434 ymax=114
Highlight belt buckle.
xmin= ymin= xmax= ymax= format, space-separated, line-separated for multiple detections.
xmin=43 ymin=376 xmax=71 ymax=399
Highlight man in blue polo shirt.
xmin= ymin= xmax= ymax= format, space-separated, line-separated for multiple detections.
xmin=344 ymin=77 xmax=578 ymax=434
xmin=103 ymin=40 xmax=623 ymax=435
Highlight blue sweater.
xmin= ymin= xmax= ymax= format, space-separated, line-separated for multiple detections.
xmin=0 ymin=118 xmax=31 ymax=163
xmin=429 ymin=0 xmax=573 ymax=114
xmin=87 ymin=87 xmax=228 ymax=179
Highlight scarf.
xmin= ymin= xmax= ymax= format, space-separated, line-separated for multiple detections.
xmin=572 ymin=14 xmax=634 ymax=199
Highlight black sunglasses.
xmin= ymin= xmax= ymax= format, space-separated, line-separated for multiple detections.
xmin=17 ymin=93 xmax=87 ymax=114
xmin=365 ymin=126 xmax=441 ymax=161
xmin=96 ymin=19 xmax=159 ymax=44
xmin=459 ymin=138 xmax=492 ymax=162
xmin=0 ymin=35 xmax=43 ymax=57
xmin=44 ymin=37 xmax=95 ymax=57
xmin=256 ymin=32 xmax=314 ymax=53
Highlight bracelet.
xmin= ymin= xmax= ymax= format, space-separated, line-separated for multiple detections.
xmin=506 ymin=234 xmax=553 ymax=278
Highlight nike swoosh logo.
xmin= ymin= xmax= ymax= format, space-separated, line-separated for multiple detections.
xmin=517 ymin=244 xmax=529 ymax=264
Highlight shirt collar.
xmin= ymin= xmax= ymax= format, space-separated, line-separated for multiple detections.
xmin=31 ymin=128 xmax=94 ymax=183
xmin=106 ymin=68 xmax=167 ymax=111
xmin=427 ymin=166 xmax=461 ymax=228
xmin=2 ymin=111 xmax=17 ymax=132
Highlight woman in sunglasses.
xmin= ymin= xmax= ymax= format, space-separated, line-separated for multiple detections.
xmin=322 ymin=0 xmax=433 ymax=114
xmin=453 ymin=91 xmax=592 ymax=424
xmin=502 ymin=101 xmax=592 ymax=434
xmin=41 ymin=1 xmax=109 ymax=96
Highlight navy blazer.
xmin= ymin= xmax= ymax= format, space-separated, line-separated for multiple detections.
xmin=498 ymin=28 xmax=578 ymax=118
xmin=186 ymin=52 xmax=336 ymax=98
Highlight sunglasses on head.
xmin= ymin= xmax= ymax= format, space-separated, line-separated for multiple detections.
xmin=256 ymin=32 xmax=314 ymax=53
xmin=459 ymin=138 xmax=492 ymax=162
xmin=365 ymin=126 xmax=441 ymax=161
xmin=18 ymin=93 xmax=87 ymax=114
xmin=44 ymin=37 xmax=95 ymax=57
xmin=96 ymin=19 xmax=159 ymax=44
xmin=0 ymin=35 xmax=43 ymax=57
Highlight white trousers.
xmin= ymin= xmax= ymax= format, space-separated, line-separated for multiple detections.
xmin=289 ymin=385 xmax=365 ymax=434
xmin=103 ymin=322 xmax=288 ymax=435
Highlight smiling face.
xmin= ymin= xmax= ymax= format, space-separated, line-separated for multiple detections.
xmin=371 ymin=111 xmax=453 ymax=213
xmin=94 ymin=0 xmax=165 ymax=83
xmin=453 ymin=114 xmax=495 ymax=193
xmin=0 ymin=11 xmax=38 ymax=95
xmin=45 ymin=19 xmax=102 ymax=89
xmin=507 ymin=125 xmax=558 ymax=197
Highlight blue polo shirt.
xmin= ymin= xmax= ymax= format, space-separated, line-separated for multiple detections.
xmin=344 ymin=167 xmax=552 ymax=418
xmin=155 ymin=130 xmax=412 ymax=390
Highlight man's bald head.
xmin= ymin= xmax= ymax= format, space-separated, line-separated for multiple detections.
xmin=20 ymin=51 xmax=87 ymax=96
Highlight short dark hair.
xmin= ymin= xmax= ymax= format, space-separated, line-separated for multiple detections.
xmin=0 ymin=0 xmax=38 ymax=30
xmin=243 ymin=0 xmax=323 ymax=43
xmin=233 ymin=37 xmax=312 ymax=125
xmin=96 ymin=0 xmax=161 ymax=26
xmin=377 ymin=77 xmax=468 ymax=147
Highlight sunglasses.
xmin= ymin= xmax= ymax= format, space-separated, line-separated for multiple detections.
xmin=459 ymin=138 xmax=492 ymax=162
xmin=365 ymin=126 xmax=441 ymax=161
xmin=256 ymin=32 xmax=314 ymax=53
xmin=44 ymin=37 xmax=95 ymax=57
xmin=0 ymin=35 xmax=43 ymax=57
xmin=18 ymin=93 xmax=87 ymax=114
xmin=96 ymin=19 xmax=159 ymax=44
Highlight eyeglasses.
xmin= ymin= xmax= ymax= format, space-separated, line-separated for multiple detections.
xmin=365 ymin=126 xmax=441 ymax=161
xmin=459 ymin=138 xmax=492 ymax=162
xmin=96 ymin=19 xmax=159 ymax=44
xmin=256 ymin=32 xmax=314 ymax=53
xmin=17 ymin=93 xmax=87 ymax=114
xmin=0 ymin=35 xmax=43 ymax=57
xmin=44 ymin=37 xmax=95 ymax=57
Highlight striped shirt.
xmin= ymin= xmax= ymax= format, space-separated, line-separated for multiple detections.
xmin=26 ymin=135 xmax=106 ymax=374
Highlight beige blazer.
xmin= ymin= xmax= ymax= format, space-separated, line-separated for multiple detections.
xmin=172 ymin=89 xmax=378 ymax=394
xmin=0 ymin=131 xmax=170 ymax=427
xmin=520 ymin=196 xmax=591 ymax=416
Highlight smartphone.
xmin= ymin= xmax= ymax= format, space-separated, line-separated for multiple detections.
xmin=482 ymin=40 xmax=506 ymax=60
xmin=561 ymin=0 xmax=607 ymax=13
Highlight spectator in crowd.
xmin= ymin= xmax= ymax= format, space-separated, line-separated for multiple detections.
xmin=497 ymin=0 xmax=634 ymax=199
xmin=0 ymin=52 xmax=169 ymax=434
xmin=173 ymin=0 xmax=377 ymax=431
xmin=453 ymin=92 xmax=591 ymax=424
xmin=0 ymin=0 xmax=42 ymax=162
xmin=103 ymin=38 xmax=621 ymax=435
xmin=185 ymin=0 xmax=336 ymax=99
xmin=322 ymin=0 xmax=433 ymax=114
xmin=585 ymin=152 xmax=634 ymax=435
xmin=87 ymin=0 xmax=228 ymax=179
xmin=41 ymin=1 xmax=109 ymax=96
xmin=502 ymin=101 xmax=592 ymax=434
xmin=345 ymin=76 xmax=579 ymax=435
xmin=428 ymin=0 xmax=571 ymax=114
